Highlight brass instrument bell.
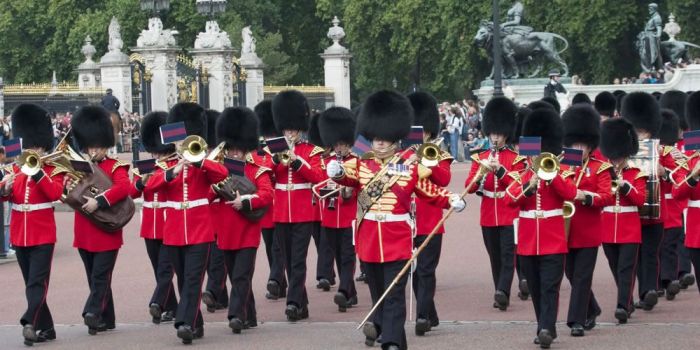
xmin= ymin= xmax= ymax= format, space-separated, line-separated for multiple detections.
xmin=180 ymin=135 xmax=208 ymax=163
xmin=533 ymin=152 xmax=560 ymax=181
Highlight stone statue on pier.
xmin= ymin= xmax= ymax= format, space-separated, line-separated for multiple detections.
xmin=136 ymin=17 xmax=179 ymax=48
xmin=636 ymin=3 xmax=663 ymax=73
xmin=241 ymin=26 xmax=256 ymax=54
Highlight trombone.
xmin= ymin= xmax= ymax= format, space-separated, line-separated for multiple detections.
xmin=416 ymin=137 xmax=443 ymax=167
xmin=178 ymin=135 xmax=208 ymax=163
xmin=532 ymin=152 xmax=560 ymax=181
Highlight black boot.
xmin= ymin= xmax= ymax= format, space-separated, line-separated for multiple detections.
xmin=35 ymin=328 xmax=56 ymax=343
xmin=415 ymin=318 xmax=431 ymax=336
xmin=177 ymin=325 xmax=194 ymax=345
xmin=518 ymin=279 xmax=530 ymax=300
xmin=362 ymin=323 xmax=378 ymax=347
xmin=538 ymin=329 xmax=553 ymax=349
xmin=316 ymin=278 xmax=331 ymax=292
xmin=229 ymin=318 xmax=244 ymax=334
xmin=149 ymin=303 xmax=162 ymax=324
xmin=570 ymin=323 xmax=584 ymax=337
xmin=494 ymin=290 xmax=509 ymax=311
xmin=614 ymin=308 xmax=628 ymax=324
xmin=22 ymin=324 xmax=37 ymax=346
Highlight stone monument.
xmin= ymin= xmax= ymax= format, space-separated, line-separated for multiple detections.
xmin=636 ymin=3 xmax=663 ymax=73
xmin=132 ymin=16 xmax=180 ymax=110
xmin=319 ymin=16 xmax=352 ymax=108
xmin=191 ymin=20 xmax=235 ymax=111
xmin=99 ymin=17 xmax=132 ymax=113
xmin=238 ymin=26 xmax=265 ymax=108
xmin=78 ymin=36 xmax=100 ymax=90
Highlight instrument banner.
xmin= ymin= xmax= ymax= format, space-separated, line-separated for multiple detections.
xmin=133 ymin=159 xmax=156 ymax=175
xmin=266 ymin=136 xmax=289 ymax=154
xmin=683 ymin=130 xmax=700 ymax=151
xmin=2 ymin=138 xmax=22 ymax=158
xmin=630 ymin=139 xmax=660 ymax=219
xmin=352 ymin=135 xmax=372 ymax=156
xmin=224 ymin=158 xmax=245 ymax=176
xmin=518 ymin=137 xmax=541 ymax=156
xmin=70 ymin=160 xmax=94 ymax=174
xmin=402 ymin=126 xmax=424 ymax=148
xmin=159 ymin=122 xmax=187 ymax=144
xmin=562 ymin=148 xmax=583 ymax=166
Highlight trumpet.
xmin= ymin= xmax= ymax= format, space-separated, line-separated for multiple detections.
xmin=179 ymin=135 xmax=208 ymax=163
xmin=533 ymin=152 xmax=560 ymax=181
xmin=416 ymin=138 xmax=443 ymax=167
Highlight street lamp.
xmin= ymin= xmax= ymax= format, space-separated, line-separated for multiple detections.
xmin=140 ymin=0 xmax=170 ymax=16
xmin=196 ymin=0 xmax=227 ymax=18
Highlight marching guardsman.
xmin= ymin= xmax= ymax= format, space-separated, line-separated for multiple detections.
xmin=146 ymin=103 xmax=228 ymax=344
xmin=657 ymin=109 xmax=685 ymax=299
xmin=619 ymin=92 xmax=670 ymax=311
xmin=505 ymin=108 xmax=576 ymax=349
xmin=269 ymin=90 xmax=326 ymax=321
xmin=406 ymin=91 xmax=453 ymax=335
xmin=70 ymin=106 xmax=132 ymax=335
xmin=671 ymin=91 xmax=700 ymax=294
xmin=255 ymin=100 xmax=287 ymax=300
xmin=599 ymin=118 xmax=646 ymax=324
xmin=213 ymin=107 xmax=274 ymax=334
xmin=465 ymin=97 xmax=526 ymax=311
xmin=202 ymin=109 xmax=230 ymax=313
xmin=130 ymin=111 xmax=179 ymax=324
xmin=560 ymin=104 xmax=612 ymax=336
xmin=0 ymin=104 xmax=63 ymax=346
xmin=326 ymin=90 xmax=466 ymax=350
xmin=316 ymin=107 xmax=359 ymax=312
xmin=308 ymin=112 xmax=337 ymax=291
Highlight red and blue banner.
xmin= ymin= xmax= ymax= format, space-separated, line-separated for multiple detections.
xmin=683 ymin=130 xmax=700 ymax=151
xmin=133 ymin=159 xmax=156 ymax=175
xmin=561 ymin=147 xmax=584 ymax=166
xmin=224 ymin=158 xmax=246 ymax=176
xmin=2 ymin=138 xmax=22 ymax=158
xmin=402 ymin=126 xmax=424 ymax=148
xmin=352 ymin=134 xmax=372 ymax=156
xmin=160 ymin=122 xmax=187 ymax=144
xmin=518 ymin=136 xmax=541 ymax=156
xmin=266 ymin=136 xmax=290 ymax=154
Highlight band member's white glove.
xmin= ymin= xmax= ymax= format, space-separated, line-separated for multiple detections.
xmin=326 ymin=160 xmax=344 ymax=178
xmin=449 ymin=194 xmax=466 ymax=212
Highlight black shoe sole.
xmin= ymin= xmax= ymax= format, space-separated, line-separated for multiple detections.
xmin=614 ymin=309 xmax=628 ymax=324
xmin=415 ymin=319 xmax=431 ymax=336
xmin=177 ymin=328 xmax=194 ymax=344
xmin=643 ymin=292 xmax=658 ymax=310
xmin=362 ymin=323 xmax=377 ymax=346
xmin=538 ymin=331 xmax=553 ymax=349
xmin=285 ymin=307 xmax=299 ymax=322
xmin=680 ymin=274 xmax=696 ymax=288
xmin=229 ymin=319 xmax=244 ymax=334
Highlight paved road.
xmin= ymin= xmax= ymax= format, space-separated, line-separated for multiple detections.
xmin=0 ymin=163 xmax=699 ymax=349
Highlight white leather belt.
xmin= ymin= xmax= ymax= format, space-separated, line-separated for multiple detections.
xmin=519 ymin=209 xmax=563 ymax=219
xmin=12 ymin=203 xmax=53 ymax=212
xmin=688 ymin=200 xmax=700 ymax=208
xmin=275 ymin=183 xmax=312 ymax=191
xmin=142 ymin=201 xmax=164 ymax=209
xmin=482 ymin=190 xmax=505 ymax=199
xmin=603 ymin=206 xmax=638 ymax=213
xmin=364 ymin=212 xmax=411 ymax=223
xmin=664 ymin=193 xmax=673 ymax=200
xmin=163 ymin=198 xmax=209 ymax=210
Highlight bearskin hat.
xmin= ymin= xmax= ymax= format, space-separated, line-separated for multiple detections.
xmin=72 ymin=105 xmax=115 ymax=149
xmin=613 ymin=90 xmax=627 ymax=117
xmin=272 ymin=90 xmax=310 ymax=133
xmin=522 ymin=108 xmax=563 ymax=155
xmin=528 ymin=100 xmax=556 ymax=112
xmin=562 ymin=104 xmax=601 ymax=150
xmin=600 ymin=118 xmax=638 ymax=160
xmin=660 ymin=90 xmax=688 ymax=130
xmin=482 ymin=97 xmax=517 ymax=137
xmin=572 ymin=93 xmax=592 ymax=105
xmin=357 ymin=90 xmax=413 ymax=142
xmin=594 ymin=91 xmax=617 ymax=117
xmin=307 ymin=112 xmax=324 ymax=147
xmin=140 ymin=111 xmax=175 ymax=155
xmin=255 ymin=100 xmax=278 ymax=137
xmin=510 ymin=106 xmax=532 ymax=144
xmin=659 ymin=109 xmax=680 ymax=146
xmin=541 ymin=96 xmax=561 ymax=113
xmin=11 ymin=104 xmax=53 ymax=151
xmin=168 ymin=102 xmax=207 ymax=138
xmin=621 ymin=92 xmax=662 ymax=137
xmin=407 ymin=91 xmax=440 ymax=138
xmin=217 ymin=107 xmax=259 ymax=152
xmin=319 ymin=107 xmax=356 ymax=147
xmin=205 ymin=110 xmax=220 ymax=147
xmin=652 ymin=91 xmax=662 ymax=100
xmin=687 ymin=91 xmax=700 ymax=130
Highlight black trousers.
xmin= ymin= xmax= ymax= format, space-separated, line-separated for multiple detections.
xmin=689 ymin=248 xmax=700 ymax=293
xmin=565 ymin=247 xmax=600 ymax=327
xmin=223 ymin=248 xmax=257 ymax=321
xmin=205 ymin=242 xmax=229 ymax=306
xmin=412 ymin=235 xmax=442 ymax=323
xmin=678 ymin=232 xmax=693 ymax=277
xmin=366 ymin=260 xmax=408 ymax=350
xmin=603 ymin=243 xmax=639 ymax=311
xmin=15 ymin=244 xmax=54 ymax=330
xmin=166 ymin=243 xmax=211 ymax=329
xmin=313 ymin=221 xmax=336 ymax=282
xmin=275 ymin=222 xmax=312 ymax=307
xmin=482 ymin=226 xmax=516 ymax=296
xmin=144 ymin=239 xmax=178 ymax=312
xmin=321 ymin=227 xmax=357 ymax=297
xmin=660 ymin=227 xmax=682 ymax=287
xmin=519 ymin=254 xmax=565 ymax=337
xmin=638 ymin=223 xmax=663 ymax=297
xmin=267 ymin=227 xmax=288 ymax=289
xmin=262 ymin=228 xmax=275 ymax=270
xmin=78 ymin=249 xmax=119 ymax=326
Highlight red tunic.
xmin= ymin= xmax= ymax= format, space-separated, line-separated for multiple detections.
xmin=318 ymin=153 xmax=359 ymax=229
xmin=73 ymin=158 xmax=132 ymax=252
xmin=213 ymin=154 xmax=274 ymax=250
xmin=601 ymin=166 xmax=646 ymax=244
xmin=2 ymin=165 xmax=64 ymax=247
xmin=335 ymin=151 xmax=453 ymax=263
xmin=465 ymin=147 xmax=527 ymax=227
xmin=671 ymin=154 xmax=700 ymax=248
xmin=130 ymin=165 xmax=169 ymax=240
xmin=505 ymin=167 xmax=578 ymax=256
xmin=147 ymin=158 xmax=228 ymax=246
xmin=415 ymin=152 xmax=453 ymax=235
xmin=256 ymin=151 xmax=276 ymax=229
xmin=662 ymin=146 xmax=687 ymax=229
xmin=271 ymin=141 xmax=325 ymax=223
xmin=563 ymin=158 xmax=614 ymax=248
